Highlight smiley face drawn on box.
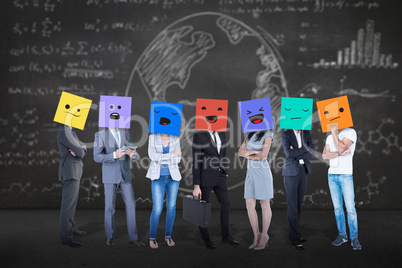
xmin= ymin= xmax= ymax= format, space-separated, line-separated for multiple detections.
xmin=316 ymin=95 xmax=353 ymax=133
xmin=195 ymin=98 xmax=228 ymax=131
xmin=99 ymin=95 xmax=132 ymax=129
xmin=280 ymin=97 xmax=313 ymax=130
xmin=148 ymin=101 xmax=183 ymax=136
xmin=53 ymin=91 xmax=92 ymax=130
xmin=238 ymin=98 xmax=273 ymax=133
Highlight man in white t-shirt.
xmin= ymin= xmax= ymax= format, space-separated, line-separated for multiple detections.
xmin=322 ymin=124 xmax=362 ymax=250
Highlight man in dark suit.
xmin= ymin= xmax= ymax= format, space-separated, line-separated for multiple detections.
xmin=57 ymin=124 xmax=87 ymax=248
xmin=281 ymin=129 xmax=314 ymax=250
xmin=192 ymin=130 xmax=239 ymax=249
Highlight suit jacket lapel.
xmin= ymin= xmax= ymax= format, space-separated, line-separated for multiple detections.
xmin=118 ymin=129 xmax=126 ymax=148
xmin=289 ymin=130 xmax=297 ymax=148
xmin=106 ymin=128 xmax=118 ymax=149
xmin=301 ymin=130 xmax=309 ymax=147
xmin=218 ymin=132 xmax=225 ymax=156
xmin=72 ymin=129 xmax=84 ymax=146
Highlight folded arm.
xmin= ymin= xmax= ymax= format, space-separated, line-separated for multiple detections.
xmin=160 ymin=143 xmax=181 ymax=165
xmin=322 ymin=144 xmax=351 ymax=160
xmin=281 ymin=132 xmax=307 ymax=159
xmin=247 ymin=136 xmax=272 ymax=160
xmin=238 ymin=140 xmax=259 ymax=158
xmin=148 ymin=136 xmax=181 ymax=164
xmin=333 ymin=136 xmax=353 ymax=154
xmin=60 ymin=127 xmax=87 ymax=159
xmin=331 ymin=127 xmax=354 ymax=153
xmin=298 ymin=132 xmax=315 ymax=160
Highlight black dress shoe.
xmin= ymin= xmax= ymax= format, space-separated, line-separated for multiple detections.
xmin=73 ymin=230 xmax=87 ymax=236
xmin=301 ymin=238 xmax=307 ymax=243
xmin=222 ymin=236 xmax=240 ymax=245
xmin=295 ymin=244 xmax=305 ymax=250
xmin=62 ymin=241 xmax=82 ymax=248
xmin=129 ymin=240 xmax=146 ymax=247
xmin=202 ymin=239 xmax=216 ymax=250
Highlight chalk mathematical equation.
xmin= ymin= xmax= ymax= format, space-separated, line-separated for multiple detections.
xmin=9 ymin=62 xmax=63 ymax=73
xmin=13 ymin=18 xmax=61 ymax=38
xmin=10 ymin=41 xmax=133 ymax=62
xmin=0 ymin=149 xmax=59 ymax=167
xmin=86 ymin=0 xmax=205 ymax=9
xmin=11 ymin=108 xmax=39 ymax=126
xmin=62 ymin=68 xmax=114 ymax=79
xmin=8 ymin=62 xmax=115 ymax=79
xmin=83 ymin=18 xmax=169 ymax=33
xmin=0 ymin=109 xmax=41 ymax=149
xmin=218 ymin=0 xmax=381 ymax=17
xmin=8 ymin=84 xmax=97 ymax=96
xmin=13 ymin=0 xmax=63 ymax=12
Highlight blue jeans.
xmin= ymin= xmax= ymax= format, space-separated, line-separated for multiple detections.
xmin=328 ymin=174 xmax=358 ymax=239
xmin=150 ymin=175 xmax=180 ymax=239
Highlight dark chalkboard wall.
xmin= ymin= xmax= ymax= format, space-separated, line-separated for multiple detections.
xmin=1 ymin=0 xmax=401 ymax=209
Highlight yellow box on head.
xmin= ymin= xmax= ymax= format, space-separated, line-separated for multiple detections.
xmin=53 ymin=92 xmax=92 ymax=130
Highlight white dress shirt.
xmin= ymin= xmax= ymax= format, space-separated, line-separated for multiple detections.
xmin=208 ymin=131 xmax=221 ymax=154
xmin=293 ymin=130 xmax=304 ymax=165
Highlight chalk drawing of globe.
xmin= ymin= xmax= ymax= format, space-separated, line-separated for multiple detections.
xmin=125 ymin=12 xmax=288 ymax=193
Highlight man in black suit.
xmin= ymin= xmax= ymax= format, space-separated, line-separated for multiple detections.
xmin=281 ymin=129 xmax=314 ymax=250
xmin=57 ymin=124 xmax=87 ymax=247
xmin=192 ymin=130 xmax=239 ymax=249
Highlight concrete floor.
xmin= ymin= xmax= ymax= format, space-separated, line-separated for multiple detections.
xmin=0 ymin=209 xmax=401 ymax=267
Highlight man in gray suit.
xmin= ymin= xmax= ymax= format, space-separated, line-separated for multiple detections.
xmin=57 ymin=124 xmax=87 ymax=248
xmin=93 ymin=128 xmax=145 ymax=246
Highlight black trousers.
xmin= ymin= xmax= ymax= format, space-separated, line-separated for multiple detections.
xmin=199 ymin=176 xmax=230 ymax=241
xmin=284 ymin=164 xmax=308 ymax=246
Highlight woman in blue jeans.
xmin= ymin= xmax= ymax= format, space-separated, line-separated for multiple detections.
xmin=146 ymin=133 xmax=182 ymax=249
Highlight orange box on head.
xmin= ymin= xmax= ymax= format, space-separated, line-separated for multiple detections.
xmin=194 ymin=98 xmax=229 ymax=132
xmin=316 ymin=95 xmax=354 ymax=133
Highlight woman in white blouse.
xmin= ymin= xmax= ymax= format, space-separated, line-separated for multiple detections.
xmin=146 ymin=133 xmax=182 ymax=249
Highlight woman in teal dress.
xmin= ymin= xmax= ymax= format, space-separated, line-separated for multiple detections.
xmin=238 ymin=130 xmax=274 ymax=250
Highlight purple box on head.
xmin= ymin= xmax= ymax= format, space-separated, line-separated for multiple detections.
xmin=238 ymin=98 xmax=274 ymax=133
xmin=99 ymin=95 xmax=132 ymax=129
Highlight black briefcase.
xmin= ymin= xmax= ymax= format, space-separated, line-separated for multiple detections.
xmin=183 ymin=195 xmax=211 ymax=228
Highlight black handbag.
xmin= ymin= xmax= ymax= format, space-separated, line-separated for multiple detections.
xmin=182 ymin=195 xmax=211 ymax=228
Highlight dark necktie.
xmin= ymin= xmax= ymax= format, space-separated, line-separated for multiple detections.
xmin=212 ymin=131 xmax=217 ymax=144
xmin=213 ymin=131 xmax=220 ymax=155
xmin=114 ymin=129 xmax=120 ymax=149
